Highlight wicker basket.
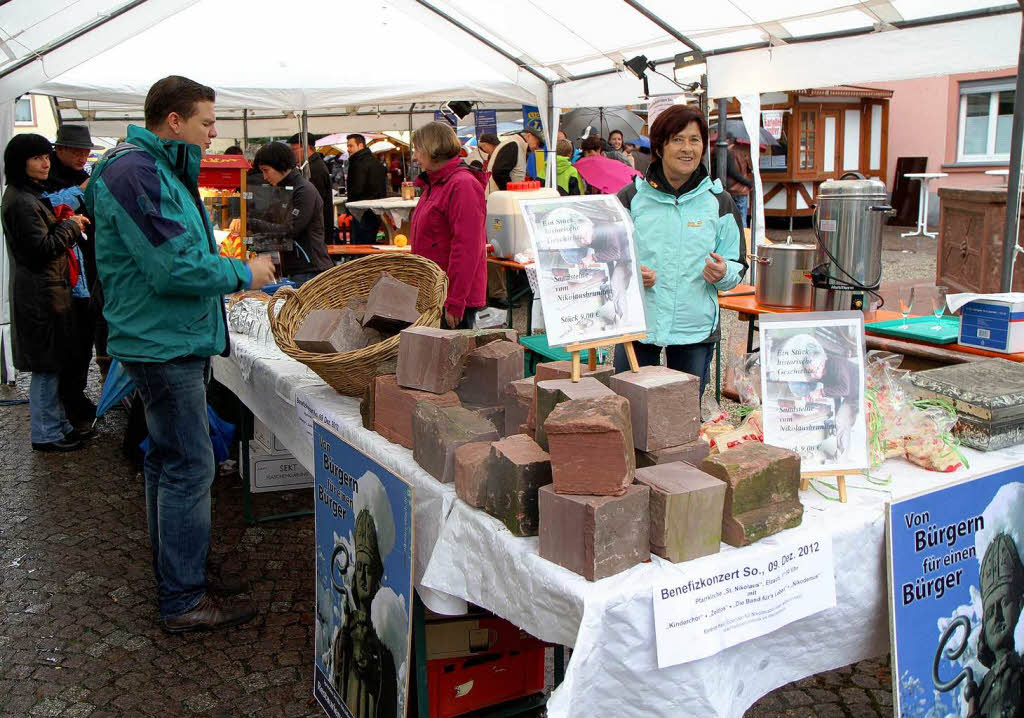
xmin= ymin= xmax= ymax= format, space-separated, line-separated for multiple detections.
xmin=267 ymin=253 xmax=448 ymax=396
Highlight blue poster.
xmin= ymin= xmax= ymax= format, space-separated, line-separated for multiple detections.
xmin=433 ymin=109 xmax=456 ymax=127
xmin=887 ymin=463 xmax=1024 ymax=717
xmin=475 ymin=109 xmax=497 ymax=139
xmin=522 ymin=104 xmax=542 ymax=132
xmin=313 ymin=422 xmax=414 ymax=718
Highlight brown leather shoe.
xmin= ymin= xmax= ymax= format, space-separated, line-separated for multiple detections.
xmin=162 ymin=595 xmax=256 ymax=634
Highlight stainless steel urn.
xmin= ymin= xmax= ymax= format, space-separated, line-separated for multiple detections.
xmin=811 ymin=178 xmax=891 ymax=313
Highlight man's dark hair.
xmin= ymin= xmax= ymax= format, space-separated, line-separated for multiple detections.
xmin=650 ymin=105 xmax=708 ymax=159
xmin=478 ymin=133 xmax=500 ymax=146
xmin=347 ymin=134 xmax=366 ymax=147
xmin=580 ymin=136 xmax=603 ymax=153
xmin=224 ymin=145 xmax=244 ymax=155
xmin=253 ymin=142 xmax=296 ymax=173
xmin=144 ymin=75 xmax=216 ymax=130
xmin=287 ymin=132 xmax=316 ymax=147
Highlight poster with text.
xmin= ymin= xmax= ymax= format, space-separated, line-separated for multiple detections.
xmin=759 ymin=312 xmax=868 ymax=473
xmin=520 ymin=195 xmax=646 ymax=347
xmin=887 ymin=463 xmax=1024 ymax=717
xmin=313 ymin=422 xmax=413 ymax=718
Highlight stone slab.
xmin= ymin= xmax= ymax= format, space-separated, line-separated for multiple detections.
xmin=610 ymin=366 xmax=700 ymax=450
xmin=413 ymin=404 xmax=500 ymax=483
xmin=545 ymin=395 xmax=635 ymax=496
xmin=456 ymin=340 xmax=525 ymax=407
xmin=484 ymin=434 xmax=551 ymax=537
xmin=531 ymin=361 xmax=615 ymax=429
xmin=504 ymin=378 xmax=534 ymax=438
xmin=534 ymin=377 xmax=616 ymax=451
xmin=372 ymin=375 xmax=460 ymax=449
xmin=636 ymin=439 xmax=710 ymax=469
xmin=359 ymin=358 xmax=398 ymax=430
xmin=634 ymin=462 xmax=726 ymax=563
xmin=454 ymin=442 xmax=493 ymax=508
xmin=396 ymin=327 xmax=475 ymax=394
xmin=294 ymin=308 xmax=369 ymax=353
xmin=362 ymin=272 xmax=421 ymax=333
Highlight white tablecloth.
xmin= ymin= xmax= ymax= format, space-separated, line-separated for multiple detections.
xmin=212 ymin=332 xmax=1024 ymax=718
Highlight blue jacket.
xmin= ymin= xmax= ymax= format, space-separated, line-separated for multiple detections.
xmin=617 ymin=163 xmax=746 ymax=346
xmin=86 ymin=125 xmax=251 ymax=363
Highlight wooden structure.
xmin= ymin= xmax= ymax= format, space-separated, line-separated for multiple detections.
xmin=715 ymin=86 xmax=892 ymax=220
xmin=936 ymin=186 xmax=1024 ymax=294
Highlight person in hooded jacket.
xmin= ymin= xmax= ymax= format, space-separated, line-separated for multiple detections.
xmin=409 ymin=121 xmax=487 ymax=329
xmin=2 ymin=133 xmax=91 ymax=451
xmin=615 ymin=105 xmax=747 ymax=396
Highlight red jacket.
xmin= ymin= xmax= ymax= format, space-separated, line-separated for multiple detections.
xmin=411 ymin=156 xmax=488 ymax=319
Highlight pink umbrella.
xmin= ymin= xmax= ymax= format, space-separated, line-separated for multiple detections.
xmin=573 ymin=155 xmax=642 ymax=195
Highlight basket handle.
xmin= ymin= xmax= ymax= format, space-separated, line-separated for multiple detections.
xmin=266 ymin=285 xmax=301 ymax=332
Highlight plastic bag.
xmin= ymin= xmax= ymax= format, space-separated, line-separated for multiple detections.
xmin=865 ymin=351 xmax=917 ymax=467
xmin=730 ymin=352 xmax=762 ymax=407
xmin=699 ymin=395 xmax=735 ymax=452
xmin=712 ymin=408 xmax=764 ymax=453
xmin=904 ymin=399 xmax=968 ymax=473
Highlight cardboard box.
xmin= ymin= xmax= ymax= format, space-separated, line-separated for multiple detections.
xmin=959 ymin=297 xmax=1024 ymax=354
xmin=248 ymin=442 xmax=313 ymax=493
xmin=252 ymin=415 xmax=288 ymax=454
xmin=425 ymin=616 xmax=545 ymax=661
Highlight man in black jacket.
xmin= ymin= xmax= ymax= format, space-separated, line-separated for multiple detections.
xmin=345 ymin=134 xmax=388 ymax=243
xmin=44 ymin=124 xmax=100 ymax=429
xmin=288 ymin=132 xmax=335 ymax=241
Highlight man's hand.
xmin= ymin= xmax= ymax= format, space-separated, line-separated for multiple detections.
xmin=640 ymin=264 xmax=657 ymax=289
xmin=246 ymin=255 xmax=276 ymax=290
xmin=703 ymin=252 xmax=727 ymax=284
xmin=69 ymin=214 xmax=90 ymax=232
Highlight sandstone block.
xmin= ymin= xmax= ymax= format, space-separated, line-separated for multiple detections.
xmin=456 ymin=340 xmax=524 ymax=406
xmin=372 ymin=375 xmax=460 ymax=449
xmin=634 ymin=462 xmax=726 ymax=562
xmin=504 ymin=378 xmax=534 ymax=438
xmin=533 ymin=360 xmax=615 ymax=387
xmin=484 ymin=435 xmax=552 ymax=536
xmin=294 ymin=308 xmax=369 ymax=353
xmin=465 ymin=404 xmax=505 ymax=437
xmin=534 ymin=377 xmax=616 ymax=450
xmin=359 ymin=358 xmax=398 ymax=430
xmin=397 ymin=327 xmax=475 ymax=394
xmin=636 ymin=439 xmax=710 ymax=469
xmin=346 ymin=296 xmax=368 ymax=323
xmin=544 ymin=395 xmax=635 ymax=496
xmin=363 ymin=272 xmax=421 ymax=333
xmin=610 ymin=366 xmax=700 ymax=451
xmin=457 ymin=328 xmax=519 ymax=348
xmin=413 ymin=404 xmax=499 ymax=483
xmin=700 ymin=443 xmax=803 ymax=547
xmin=538 ymin=484 xmax=650 ymax=581
xmin=454 ymin=442 xmax=493 ymax=508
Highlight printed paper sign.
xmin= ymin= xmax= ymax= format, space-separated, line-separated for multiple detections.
xmin=652 ymin=532 xmax=836 ymax=668
xmin=887 ymin=463 xmax=1024 ymax=717
xmin=759 ymin=312 xmax=869 ymax=473
xmin=314 ymin=422 xmax=414 ymax=718
xmin=295 ymin=389 xmax=344 ymax=453
xmin=762 ymin=110 xmax=784 ymax=140
xmin=520 ymin=195 xmax=647 ymax=347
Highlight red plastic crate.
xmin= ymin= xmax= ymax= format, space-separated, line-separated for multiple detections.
xmin=427 ymin=648 xmax=545 ymax=718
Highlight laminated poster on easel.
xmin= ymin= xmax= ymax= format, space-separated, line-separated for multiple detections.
xmin=519 ymin=195 xmax=647 ymax=348
xmin=759 ymin=311 xmax=869 ymax=474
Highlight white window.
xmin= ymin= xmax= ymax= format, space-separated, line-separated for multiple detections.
xmin=14 ymin=96 xmax=33 ymax=125
xmin=957 ymin=79 xmax=1015 ymax=163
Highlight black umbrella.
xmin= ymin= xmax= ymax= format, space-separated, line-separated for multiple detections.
xmin=710 ymin=119 xmax=780 ymax=147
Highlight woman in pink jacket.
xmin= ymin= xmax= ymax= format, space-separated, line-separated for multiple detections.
xmin=410 ymin=122 xmax=488 ymax=329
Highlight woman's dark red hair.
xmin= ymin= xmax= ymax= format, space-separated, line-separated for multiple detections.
xmin=649 ymin=105 xmax=708 ymax=159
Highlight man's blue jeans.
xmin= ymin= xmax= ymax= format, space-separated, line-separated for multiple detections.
xmin=123 ymin=358 xmax=214 ymax=619
xmin=29 ymin=371 xmax=74 ymax=444
xmin=734 ymin=193 xmax=750 ymax=228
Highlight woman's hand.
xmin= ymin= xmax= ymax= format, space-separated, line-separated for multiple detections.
xmin=640 ymin=264 xmax=657 ymax=289
xmin=703 ymin=252 xmax=727 ymax=284
xmin=69 ymin=215 xmax=90 ymax=232
xmin=444 ymin=310 xmax=459 ymax=329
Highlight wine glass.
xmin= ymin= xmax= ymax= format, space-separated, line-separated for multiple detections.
xmin=898 ymin=286 xmax=916 ymax=329
xmin=930 ymin=287 xmax=947 ymax=331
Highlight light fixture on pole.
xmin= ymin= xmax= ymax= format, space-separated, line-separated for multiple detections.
xmin=674 ymin=49 xmax=707 ymax=91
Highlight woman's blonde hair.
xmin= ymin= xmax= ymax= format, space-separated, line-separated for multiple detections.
xmin=413 ymin=121 xmax=462 ymax=163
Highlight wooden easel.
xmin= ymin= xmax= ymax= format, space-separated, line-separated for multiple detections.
xmin=800 ymin=471 xmax=849 ymax=503
xmin=565 ymin=332 xmax=646 ymax=382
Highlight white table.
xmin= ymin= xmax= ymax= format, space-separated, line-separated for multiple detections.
xmin=344 ymin=196 xmax=418 ymax=226
xmin=901 ymin=172 xmax=948 ymax=239
xmin=212 ymin=332 xmax=1024 ymax=717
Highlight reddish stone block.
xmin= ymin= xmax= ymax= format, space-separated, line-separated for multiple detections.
xmin=456 ymin=340 xmax=525 ymax=406
xmin=465 ymin=404 xmax=506 ymax=437
xmin=636 ymin=439 xmax=710 ymax=469
xmin=413 ymin=405 xmax=499 ymax=483
xmin=454 ymin=442 xmax=493 ymax=508
xmin=634 ymin=463 xmax=726 ymax=563
xmin=504 ymin=378 xmax=534 ymax=438
xmin=346 ymin=296 xmax=368 ymax=323
xmin=534 ymin=377 xmax=616 ymax=450
xmin=359 ymin=358 xmax=398 ymax=430
xmin=457 ymin=328 xmax=519 ymax=348
xmin=372 ymin=375 xmax=460 ymax=449
xmin=396 ymin=327 xmax=475 ymax=394
xmin=363 ymin=272 xmax=421 ymax=333
xmin=545 ymin=395 xmax=635 ymax=496
xmin=700 ymin=443 xmax=803 ymax=547
xmin=530 ymin=360 xmax=614 ymax=429
xmin=484 ymin=435 xmax=551 ymax=536
xmin=538 ymin=484 xmax=650 ymax=581
xmin=293 ymin=308 xmax=369 ymax=353
xmin=610 ymin=366 xmax=700 ymax=451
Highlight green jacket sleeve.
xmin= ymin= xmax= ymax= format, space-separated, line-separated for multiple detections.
xmin=93 ymin=175 xmax=249 ymax=298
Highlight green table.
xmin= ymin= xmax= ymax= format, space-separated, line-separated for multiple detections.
xmin=519 ymin=334 xmax=572 ymax=376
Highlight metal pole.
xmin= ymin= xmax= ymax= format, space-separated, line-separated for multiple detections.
xmin=242 ymin=108 xmax=248 ymax=153
xmin=700 ymin=73 xmax=710 ymax=172
xmin=716 ymin=97 xmax=728 ymax=185
xmin=300 ymin=110 xmax=310 ymax=178
xmin=1001 ymin=17 xmax=1024 ymax=292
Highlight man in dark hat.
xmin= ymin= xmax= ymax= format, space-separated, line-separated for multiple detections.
xmin=288 ymin=132 xmax=335 ymax=241
xmin=46 ymin=125 xmax=102 ymax=429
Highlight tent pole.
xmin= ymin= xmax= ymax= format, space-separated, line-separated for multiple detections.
xmin=242 ymin=109 xmax=249 ymax=153
xmin=620 ymin=0 xmax=703 ymax=53
xmin=1001 ymin=10 xmax=1024 ymax=292
xmin=300 ymin=111 xmax=310 ymax=178
xmin=715 ymin=97 xmax=728 ymax=184
xmin=407 ymin=103 xmax=416 ymax=180
xmin=700 ymin=73 xmax=710 ymax=171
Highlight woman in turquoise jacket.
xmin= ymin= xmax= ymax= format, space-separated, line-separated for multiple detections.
xmin=614 ymin=105 xmax=747 ymax=395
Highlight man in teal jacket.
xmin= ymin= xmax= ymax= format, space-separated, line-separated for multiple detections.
xmin=614 ymin=105 xmax=746 ymax=396
xmin=86 ymin=76 xmax=275 ymax=633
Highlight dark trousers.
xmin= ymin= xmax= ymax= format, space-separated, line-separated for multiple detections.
xmin=613 ymin=341 xmax=715 ymax=398
xmin=59 ymin=296 xmax=96 ymax=423
xmin=349 ymin=211 xmax=381 ymax=244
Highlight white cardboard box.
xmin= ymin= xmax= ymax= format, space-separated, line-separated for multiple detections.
xmin=959 ymin=297 xmax=1024 ymax=354
xmin=248 ymin=442 xmax=313 ymax=493
xmin=252 ymin=415 xmax=288 ymax=455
